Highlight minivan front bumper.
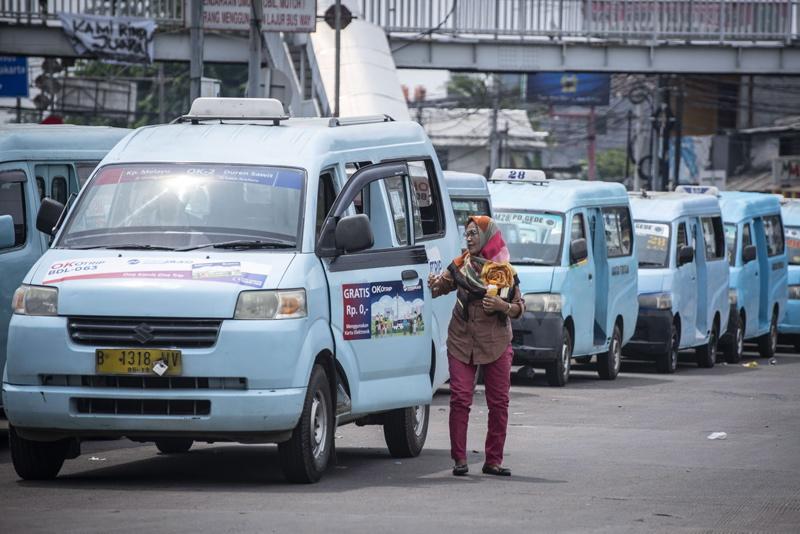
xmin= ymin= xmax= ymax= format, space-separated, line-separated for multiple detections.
xmin=511 ymin=312 xmax=563 ymax=364
xmin=624 ymin=308 xmax=672 ymax=357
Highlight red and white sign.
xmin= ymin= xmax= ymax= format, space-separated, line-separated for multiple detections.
xmin=186 ymin=0 xmax=317 ymax=32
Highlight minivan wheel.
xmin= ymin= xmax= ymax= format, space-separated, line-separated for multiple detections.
xmin=597 ymin=324 xmax=622 ymax=380
xmin=656 ymin=321 xmax=679 ymax=374
xmin=546 ymin=327 xmax=572 ymax=387
xmin=155 ymin=438 xmax=193 ymax=454
xmin=9 ymin=425 xmax=69 ymax=480
xmin=723 ymin=313 xmax=744 ymax=364
xmin=278 ymin=364 xmax=334 ymax=483
xmin=696 ymin=327 xmax=718 ymax=368
xmin=383 ymin=404 xmax=430 ymax=458
xmin=758 ymin=311 xmax=778 ymax=359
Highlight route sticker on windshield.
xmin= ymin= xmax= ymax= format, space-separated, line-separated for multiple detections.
xmin=42 ymin=257 xmax=271 ymax=288
xmin=342 ymin=281 xmax=425 ymax=340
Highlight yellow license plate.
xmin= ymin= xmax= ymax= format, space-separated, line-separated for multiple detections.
xmin=95 ymin=349 xmax=182 ymax=375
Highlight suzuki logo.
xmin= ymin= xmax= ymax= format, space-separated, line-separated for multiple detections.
xmin=133 ymin=323 xmax=155 ymax=344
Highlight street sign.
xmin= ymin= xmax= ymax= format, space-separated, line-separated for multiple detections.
xmin=526 ymin=73 xmax=610 ymax=106
xmin=0 ymin=56 xmax=29 ymax=98
xmin=188 ymin=0 xmax=317 ymax=32
xmin=324 ymin=4 xmax=353 ymax=30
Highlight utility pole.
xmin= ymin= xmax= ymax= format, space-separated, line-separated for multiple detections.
xmin=489 ymin=74 xmax=501 ymax=174
xmin=625 ymin=109 xmax=633 ymax=186
xmin=333 ymin=0 xmax=342 ymax=117
xmin=671 ymin=79 xmax=684 ymax=191
xmin=157 ymin=63 xmax=166 ymax=124
xmin=247 ymin=0 xmax=264 ymax=98
xmin=189 ymin=0 xmax=204 ymax=102
xmin=587 ymin=105 xmax=597 ymax=180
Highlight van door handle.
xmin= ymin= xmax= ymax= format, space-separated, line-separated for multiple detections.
xmin=588 ymin=273 xmax=593 ymax=280
xmin=402 ymin=269 xmax=419 ymax=281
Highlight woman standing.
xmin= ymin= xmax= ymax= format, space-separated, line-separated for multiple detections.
xmin=429 ymin=216 xmax=524 ymax=476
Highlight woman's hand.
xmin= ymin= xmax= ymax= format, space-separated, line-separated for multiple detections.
xmin=427 ymin=273 xmax=439 ymax=290
xmin=482 ymin=295 xmax=510 ymax=314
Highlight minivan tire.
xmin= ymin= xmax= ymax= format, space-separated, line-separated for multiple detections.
xmin=758 ymin=311 xmax=778 ymax=359
xmin=383 ymin=404 xmax=430 ymax=458
xmin=656 ymin=321 xmax=679 ymax=374
xmin=597 ymin=323 xmax=622 ymax=380
xmin=546 ymin=327 xmax=572 ymax=387
xmin=696 ymin=327 xmax=718 ymax=368
xmin=723 ymin=313 xmax=744 ymax=364
xmin=155 ymin=438 xmax=193 ymax=454
xmin=278 ymin=364 xmax=334 ymax=483
xmin=9 ymin=425 xmax=68 ymax=480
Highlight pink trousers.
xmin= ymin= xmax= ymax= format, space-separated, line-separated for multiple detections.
xmin=448 ymin=345 xmax=513 ymax=466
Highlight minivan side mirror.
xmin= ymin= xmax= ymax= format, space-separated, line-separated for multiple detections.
xmin=36 ymin=197 xmax=65 ymax=236
xmin=570 ymin=238 xmax=588 ymax=264
xmin=334 ymin=214 xmax=374 ymax=254
xmin=0 ymin=214 xmax=15 ymax=248
xmin=742 ymin=244 xmax=757 ymax=264
xmin=678 ymin=245 xmax=694 ymax=266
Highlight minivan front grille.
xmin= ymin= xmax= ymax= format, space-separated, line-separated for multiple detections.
xmin=74 ymin=397 xmax=211 ymax=416
xmin=42 ymin=374 xmax=246 ymax=390
xmin=68 ymin=317 xmax=222 ymax=348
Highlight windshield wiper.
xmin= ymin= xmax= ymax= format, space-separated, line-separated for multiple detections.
xmin=69 ymin=244 xmax=176 ymax=251
xmin=177 ymin=240 xmax=295 ymax=251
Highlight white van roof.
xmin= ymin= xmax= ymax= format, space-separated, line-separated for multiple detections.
xmin=489 ymin=179 xmax=628 ymax=212
xmin=629 ymin=192 xmax=722 ymax=221
xmin=443 ymin=171 xmax=489 ymax=199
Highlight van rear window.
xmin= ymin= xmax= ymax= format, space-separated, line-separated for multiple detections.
xmin=451 ymin=198 xmax=490 ymax=233
xmin=634 ymin=222 xmax=670 ymax=268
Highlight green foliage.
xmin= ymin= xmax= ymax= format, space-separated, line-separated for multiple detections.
xmin=595 ymin=148 xmax=627 ymax=181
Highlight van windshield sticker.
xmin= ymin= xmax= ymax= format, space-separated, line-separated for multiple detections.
xmin=343 ymin=281 xmax=425 ymax=340
xmin=94 ymin=165 xmax=303 ymax=190
xmin=42 ymin=257 xmax=271 ymax=287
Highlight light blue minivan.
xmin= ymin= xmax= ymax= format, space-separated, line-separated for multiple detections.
xmin=718 ymin=191 xmax=788 ymax=360
xmin=0 ymin=124 xmax=130 ymax=409
xmin=443 ymin=170 xmax=492 ymax=236
xmin=488 ymin=169 xmax=639 ymax=386
xmin=2 ymin=98 xmax=462 ymax=483
xmin=778 ymin=199 xmax=800 ymax=351
xmin=625 ymin=192 xmax=730 ymax=372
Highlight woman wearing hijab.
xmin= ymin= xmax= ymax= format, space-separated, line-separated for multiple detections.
xmin=428 ymin=216 xmax=524 ymax=476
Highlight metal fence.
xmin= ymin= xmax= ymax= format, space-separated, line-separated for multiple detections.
xmin=361 ymin=0 xmax=799 ymax=42
xmin=0 ymin=0 xmax=183 ymax=26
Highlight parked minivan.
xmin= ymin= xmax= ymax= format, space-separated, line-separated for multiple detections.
xmin=442 ymin=170 xmax=491 ymax=236
xmin=0 ymin=124 xmax=129 ymax=408
xmin=625 ymin=191 xmax=730 ymax=372
xmin=488 ymin=169 xmax=639 ymax=386
xmin=718 ymin=191 xmax=788 ymax=359
xmin=2 ymin=98 xmax=462 ymax=483
xmin=779 ymin=198 xmax=800 ymax=352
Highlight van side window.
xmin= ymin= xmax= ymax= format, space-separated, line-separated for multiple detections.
xmin=52 ymin=176 xmax=68 ymax=205
xmin=0 ymin=171 xmax=28 ymax=248
xmin=602 ymin=206 xmax=633 ymax=258
xmin=76 ymin=162 xmax=100 ymax=187
xmin=571 ymin=213 xmax=586 ymax=241
xmin=36 ymin=176 xmax=46 ymax=200
xmin=344 ymin=175 xmax=410 ymax=250
xmin=408 ymin=160 xmax=445 ymax=240
xmin=763 ymin=215 xmax=785 ymax=257
xmin=385 ymin=176 xmax=409 ymax=246
xmin=316 ymin=172 xmax=336 ymax=238
xmin=701 ymin=216 xmax=725 ymax=260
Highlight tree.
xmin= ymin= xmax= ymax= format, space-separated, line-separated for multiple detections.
xmin=595 ymin=148 xmax=627 ymax=182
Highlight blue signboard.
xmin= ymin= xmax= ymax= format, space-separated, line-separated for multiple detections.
xmin=0 ymin=56 xmax=29 ymax=98
xmin=526 ymin=73 xmax=610 ymax=106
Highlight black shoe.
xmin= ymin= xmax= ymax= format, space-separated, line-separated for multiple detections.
xmin=482 ymin=464 xmax=511 ymax=476
xmin=452 ymin=463 xmax=469 ymax=476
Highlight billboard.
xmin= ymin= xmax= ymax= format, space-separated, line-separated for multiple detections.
xmin=526 ymin=73 xmax=610 ymax=106
xmin=0 ymin=56 xmax=29 ymax=98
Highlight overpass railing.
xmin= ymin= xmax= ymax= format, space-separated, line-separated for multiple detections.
xmin=361 ymin=0 xmax=799 ymax=42
xmin=0 ymin=0 xmax=184 ymax=26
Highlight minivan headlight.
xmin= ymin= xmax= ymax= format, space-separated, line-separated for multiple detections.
xmin=789 ymin=285 xmax=800 ymax=300
xmin=638 ymin=292 xmax=672 ymax=310
xmin=12 ymin=284 xmax=59 ymax=316
xmin=234 ymin=289 xmax=307 ymax=319
xmin=523 ymin=293 xmax=562 ymax=313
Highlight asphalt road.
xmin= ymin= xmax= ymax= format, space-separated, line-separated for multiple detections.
xmin=1 ymin=347 xmax=799 ymax=533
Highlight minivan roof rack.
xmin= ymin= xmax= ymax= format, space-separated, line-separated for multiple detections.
xmin=328 ymin=115 xmax=395 ymax=127
xmin=173 ymin=97 xmax=290 ymax=126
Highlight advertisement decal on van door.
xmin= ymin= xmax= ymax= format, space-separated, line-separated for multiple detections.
xmin=343 ymin=281 xmax=425 ymax=340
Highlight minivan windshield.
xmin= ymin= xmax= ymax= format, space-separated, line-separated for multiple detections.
xmin=634 ymin=221 xmax=670 ymax=268
xmin=494 ymin=209 xmax=564 ymax=265
xmin=58 ymin=164 xmax=305 ymax=250
xmin=786 ymin=226 xmax=800 ymax=265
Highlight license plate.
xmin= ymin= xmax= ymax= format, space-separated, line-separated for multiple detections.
xmin=95 ymin=349 xmax=182 ymax=375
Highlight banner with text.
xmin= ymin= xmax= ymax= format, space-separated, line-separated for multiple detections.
xmin=186 ymin=0 xmax=317 ymax=32
xmin=58 ymin=14 xmax=156 ymax=64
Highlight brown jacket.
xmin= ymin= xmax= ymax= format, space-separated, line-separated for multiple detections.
xmin=432 ymin=269 xmax=524 ymax=365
